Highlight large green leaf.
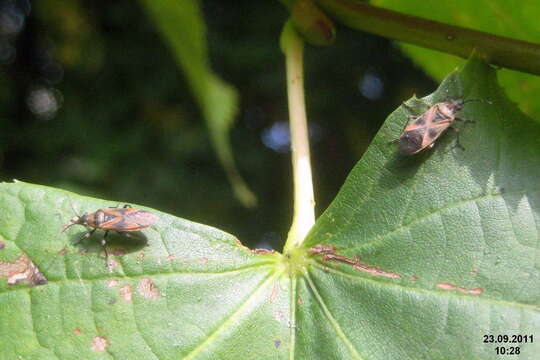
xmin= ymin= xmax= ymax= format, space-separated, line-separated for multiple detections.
xmin=139 ymin=0 xmax=256 ymax=207
xmin=372 ymin=0 xmax=540 ymax=122
xmin=304 ymin=58 xmax=540 ymax=358
xmin=1 ymin=59 xmax=538 ymax=359
xmin=0 ymin=181 xmax=284 ymax=359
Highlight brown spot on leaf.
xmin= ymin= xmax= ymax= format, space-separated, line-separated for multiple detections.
xmin=410 ymin=275 xmax=419 ymax=281
xmin=73 ymin=328 xmax=82 ymax=335
xmin=137 ymin=277 xmax=159 ymax=300
xmin=252 ymin=248 xmax=275 ymax=255
xmin=119 ymin=284 xmax=132 ymax=302
xmin=437 ymin=282 xmax=457 ymax=291
xmin=91 ymin=336 xmax=109 ymax=352
xmin=0 ymin=241 xmax=5 ymax=250
xmin=308 ymin=244 xmax=336 ymax=255
xmin=297 ymin=296 xmax=303 ymax=305
xmin=0 ymin=254 xmax=47 ymax=286
xmin=436 ymin=282 xmax=483 ymax=295
xmin=57 ymin=248 xmax=67 ymax=255
xmin=352 ymin=262 xmax=401 ymax=279
xmin=469 ymin=288 xmax=484 ymax=295
xmin=137 ymin=252 xmax=145 ymax=259
xmin=167 ymin=254 xmax=175 ymax=262
xmin=309 ymin=245 xmax=401 ymax=279
xmin=107 ymin=279 xmax=119 ymax=288
xmin=269 ymin=284 xmax=279 ymax=303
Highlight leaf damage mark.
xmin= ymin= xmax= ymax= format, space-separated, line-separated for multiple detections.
xmin=269 ymin=283 xmax=279 ymax=303
xmin=436 ymin=282 xmax=484 ymax=295
xmin=137 ymin=277 xmax=160 ymax=300
xmin=252 ymin=248 xmax=276 ymax=255
xmin=107 ymin=279 xmax=119 ymax=288
xmin=91 ymin=336 xmax=110 ymax=352
xmin=0 ymin=254 xmax=47 ymax=286
xmin=119 ymin=284 xmax=133 ymax=302
xmin=73 ymin=328 xmax=82 ymax=335
xmin=309 ymin=244 xmax=401 ymax=279
xmin=410 ymin=275 xmax=419 ymax=281
xmin=274 ymin=339 xmax=281 ymax=348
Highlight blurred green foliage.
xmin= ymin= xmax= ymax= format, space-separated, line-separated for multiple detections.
xmin=0 ymin=0 xmax=434 ymax=249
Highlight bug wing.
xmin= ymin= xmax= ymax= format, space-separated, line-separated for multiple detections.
xmin=99 ymin=208 xmax=158 ymax=231
xmin=122 ymin=209 xmax=158 ymax=230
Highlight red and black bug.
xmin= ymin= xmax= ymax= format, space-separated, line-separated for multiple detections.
xmin=62 ymin=204 xmax=157 ymax=264
xmin=398 ymin=97 xmax=491 ymax=155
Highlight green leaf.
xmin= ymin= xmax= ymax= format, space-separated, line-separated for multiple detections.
xmin=304 ymin=57 xmax=540 ymax=358
xmin=372 ymin=0 xmax=540 ymax=122
xmin=139 ymin=0 xmax=257 ymax=207
xmin=2 ymin=59 xmax=539 ymax=359
xmin=0 ymin=181 xmax=282 ymax=359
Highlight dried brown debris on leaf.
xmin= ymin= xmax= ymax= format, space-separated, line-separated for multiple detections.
xmin=308 ymin=244 xmax=401 ymax=279
xmin=137 ymin=277 xmax=160 ymax=300
xmin=0 ymin=254 xmax=47 ymax=286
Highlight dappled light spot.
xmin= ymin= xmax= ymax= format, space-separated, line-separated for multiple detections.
xmin=137 ymin=277 xmax=160 ymax=300
xmin=91 ymin=336 xmax=110 ymax=352
xmin=0 ymin=253 xmax=47 ymax=286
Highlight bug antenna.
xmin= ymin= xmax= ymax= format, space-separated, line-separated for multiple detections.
xmin=464 ymin=98 xmax=493 ymax=105
xmin=61 ymin=195 xmax=80 ymax=233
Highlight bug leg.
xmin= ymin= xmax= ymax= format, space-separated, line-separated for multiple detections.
xmin=74 ymin=228 xmax=96 ymax=245
xmin=101 ymin=230 xmax=110 ymax=264
xmin=448 ymin=127 xmax=466 ymax=151
xmin=122 ymin=204 xmax=132 ymax=208
xmin=454 ymin=117 xmax=475 ymax=124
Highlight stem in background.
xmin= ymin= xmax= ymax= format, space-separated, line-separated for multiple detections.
xmin=313 ymin=0 xmax=540 ymax=76
xmin=281 ymin=21 xmax=315 ymax=252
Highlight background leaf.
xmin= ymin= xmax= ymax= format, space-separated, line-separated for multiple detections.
xmin=139 ymin=0 xmax=257 ymax=207
xmin=372 ymin=0 xmax=540 ymax=122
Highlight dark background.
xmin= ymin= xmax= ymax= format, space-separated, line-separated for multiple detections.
xmin=0 ymin=0 xmax=435 ymax=249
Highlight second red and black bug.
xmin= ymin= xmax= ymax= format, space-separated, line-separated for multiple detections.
xmin=398 ymin=97 xmax=491 ymax=155
xmin=62 ymin=204 xmax=158 ymax=265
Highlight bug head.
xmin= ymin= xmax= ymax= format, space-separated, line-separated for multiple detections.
xmin=62 ymin=214 xmax=88 ymax=233
xmin=62 ymin=196 xmax=87 ymax=233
